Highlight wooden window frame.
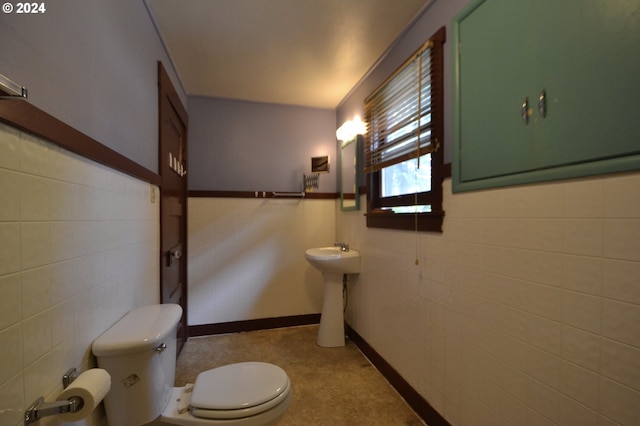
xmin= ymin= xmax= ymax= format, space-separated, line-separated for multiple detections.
xmin=365 ymin=26 xmax=446 ymax=232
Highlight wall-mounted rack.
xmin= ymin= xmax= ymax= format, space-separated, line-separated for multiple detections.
xmin=190 ymin=190 xmax=337 ymax=199
xmin=250 ymin=191 xmax=305 ymax=198
xmin=0 ymin=73 xmax=28 ymax=98
xmin=168 ymin=152 xmax=186 ymax=177
xmin=304 ymin=174 xmax=319 ymax=191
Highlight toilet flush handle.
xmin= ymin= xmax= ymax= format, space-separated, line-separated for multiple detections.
xmin=155 ymin=343 xmax=167 ymax=353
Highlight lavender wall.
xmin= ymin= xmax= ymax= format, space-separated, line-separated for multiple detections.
xmin=336 ymin=0 xmax=465 ymax=164
xmin=188 ymin=96 xmax=337 ymax=193
xmin=0 ymin=0 xmax=185 ymax=173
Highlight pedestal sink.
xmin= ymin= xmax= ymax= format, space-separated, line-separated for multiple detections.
xmin=305 ymin=246 xmax=360 ymax=347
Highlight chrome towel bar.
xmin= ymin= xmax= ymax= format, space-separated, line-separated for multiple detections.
xmin=0 ymin=73 xmax=28 ymax=98
xmin=272 ymin=192 xmax=305 ymax=198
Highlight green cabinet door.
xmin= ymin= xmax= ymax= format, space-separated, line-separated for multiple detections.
xmin=457 ymin=0 xmax=535 ymax=182
xmin=535 ymin=0 xmax=640 ymax=169
xmin=453 ymin=0 xmax=640 ymax=192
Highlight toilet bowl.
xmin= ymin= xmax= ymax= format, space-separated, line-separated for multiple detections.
xmin=92 ymin=304 xmax=292 ymax=426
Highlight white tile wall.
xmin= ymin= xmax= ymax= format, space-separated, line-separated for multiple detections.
xmin=339 ymin=173 xmax=640 ymax=426
xmin=187 ymin=197 xmax=334 ymax=325
xmin=0 ymin=122 xmax=159 ymax=426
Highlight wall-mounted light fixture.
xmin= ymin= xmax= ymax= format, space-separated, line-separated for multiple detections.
xmin=336 ymin=119 xmax=366 ymax=141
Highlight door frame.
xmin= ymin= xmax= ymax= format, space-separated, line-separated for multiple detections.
xmin=158 ymin=61 xmax=188 ymax=350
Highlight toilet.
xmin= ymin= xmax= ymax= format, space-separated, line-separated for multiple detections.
xmin=92 ymin=304 xmax=292 ymax=426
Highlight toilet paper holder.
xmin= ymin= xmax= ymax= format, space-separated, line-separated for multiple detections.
xmin=24 ymin=368 xmax=82 ymax=425
xmin=24 ymin=396 xmax=83 ymax=425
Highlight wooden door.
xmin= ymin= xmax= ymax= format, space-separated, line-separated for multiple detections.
xmin=158 ymin=62 xmax=188 ymax=352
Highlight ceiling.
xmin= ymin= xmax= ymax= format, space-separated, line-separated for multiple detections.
xmin=146 ymin=0 xmax=431 ymax=109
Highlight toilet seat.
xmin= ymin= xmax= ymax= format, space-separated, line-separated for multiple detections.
xmin=190 ymin=362 xmax=290 ymax=420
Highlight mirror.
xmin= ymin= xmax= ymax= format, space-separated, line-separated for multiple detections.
xmin=340 ymin=135 xmax=360 ymax=211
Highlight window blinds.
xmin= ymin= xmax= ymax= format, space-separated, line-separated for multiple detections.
xmin=364 ymin=40 xmax=436 ymax=174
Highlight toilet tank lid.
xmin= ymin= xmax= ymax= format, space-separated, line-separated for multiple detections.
xmin=92 ymin=304 xmax=183 ymax=357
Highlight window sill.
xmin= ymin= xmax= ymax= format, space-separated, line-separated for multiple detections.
xmin=365 ymin=210 xmax=444 ymax=232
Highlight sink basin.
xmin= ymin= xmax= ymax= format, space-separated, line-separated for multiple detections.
xmin=304 ymin=247 xmax=360 ymax=274
xmin=305 ymin=246 xmax=360 ymax=347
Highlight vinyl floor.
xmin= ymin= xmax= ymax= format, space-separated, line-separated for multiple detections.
xmin=175 ymin=325 xmax=424 ymax=426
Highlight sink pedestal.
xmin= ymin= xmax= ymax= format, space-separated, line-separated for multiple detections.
xmin=304 ymin=246 xmax=360 ymax=348
xmin=317 ymin=272 xmax=345 ymax=347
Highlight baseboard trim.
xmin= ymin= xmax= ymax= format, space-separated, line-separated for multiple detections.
xmin=188 ymin=314 xmax=321 ymax=337
xmin=346 ymin=324 xmax=451 ymax=426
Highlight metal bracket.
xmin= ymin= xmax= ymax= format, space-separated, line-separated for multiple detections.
xmin=0 ymin=73 xmax=28 ymax=98
xmin=24 ymin=396 xmax=83 ymax=425
xmin=24 ymin=367 xmax=82 ymax=425
xmin=63 ymin=367 xmax=78 ymax=388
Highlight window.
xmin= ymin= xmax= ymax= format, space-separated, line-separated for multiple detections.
xmin=365 ymin=27 xmax=445 ymax=232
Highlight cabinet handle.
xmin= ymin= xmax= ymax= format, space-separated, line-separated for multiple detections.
xmin=521 ymin=97 xmax=529 ymax=125
xmin=538 ymin=90 xmax=547 ymax=118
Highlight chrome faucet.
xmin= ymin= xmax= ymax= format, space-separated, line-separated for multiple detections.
xmin=334 ymin=242 xmax=349 ymax=252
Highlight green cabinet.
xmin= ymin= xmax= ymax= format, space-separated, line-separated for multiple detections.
xmin=452 ymin=0 xmax=640 ymax=192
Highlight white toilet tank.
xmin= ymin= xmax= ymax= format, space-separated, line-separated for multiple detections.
xmin=92 ymin=304 xmax=183 ymax=426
